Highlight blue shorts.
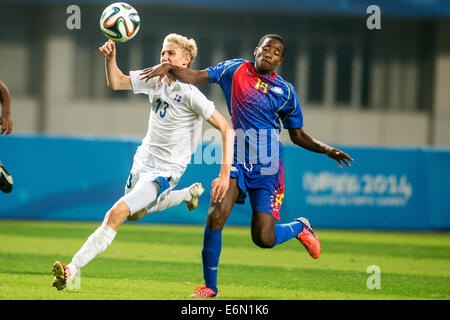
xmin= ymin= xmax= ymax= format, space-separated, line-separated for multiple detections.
xmin=230 ymin=161 xmax=284 ymax=220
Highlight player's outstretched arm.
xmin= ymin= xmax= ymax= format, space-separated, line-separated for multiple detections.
xmin=99 ymin=40 xmax=132 ymax=90
xmin=0 ymin=80 xmax=12 ymax=135
xmin=139 ymin=62 xmax=210 ymax=85
xmin=207 ymin=110 xmax=235 ymax=203
xmin=288 ymin=127 xmax=353 ymax=168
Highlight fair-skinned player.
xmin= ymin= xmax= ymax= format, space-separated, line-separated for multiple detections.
xmin=51 ymin=34 xmax=235 ymax=291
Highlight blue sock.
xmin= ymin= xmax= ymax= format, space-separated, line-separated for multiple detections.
xmin=273 ymin=220 xmax=303 ymax=247
xmin=202 ymin=226 xmax=222 ymax=293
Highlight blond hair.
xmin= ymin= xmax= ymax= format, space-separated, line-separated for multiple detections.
xmin=163 ymin=33 xmax=198 ymax=68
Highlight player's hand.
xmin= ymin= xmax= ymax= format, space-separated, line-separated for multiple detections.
xmin=139 ymin=62 xmax=172 ymax=84
xmin=210 ymin=175 xmax=230 ymax=203
xmin=0 ymin=113 xmax=13 ymax=135
xmin=325 ymin=148 xmax=353 ymax=168
xmin=99 ymin=39 xmax=116 ymax=61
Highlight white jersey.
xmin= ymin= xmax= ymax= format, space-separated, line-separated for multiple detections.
xmin=129 ymin=70 xmax=215 ymax=175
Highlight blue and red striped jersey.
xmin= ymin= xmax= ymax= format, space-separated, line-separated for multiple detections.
xmin=207 ymin=59 xmax=303 ymax=166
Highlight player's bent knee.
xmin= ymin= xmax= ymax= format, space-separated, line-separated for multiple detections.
xmin=106 ymin=208 xmax=124 ymax=225
xmin=250 ymin=212 xmax=276 ymax=248
xmin=251 ymin=235 xmax=273 ymax=248
xmin=106 ymin=202 xmax=131 ymax=229
xmin=126 ymin=214 xmax=138 ymax=221
xmin=251 ymin=229 xmax=275 ymax=249
xmin=206 ymin=207 xmax=228 ymax=230
xmin=127 ymin=208 xmax=147 ymax=221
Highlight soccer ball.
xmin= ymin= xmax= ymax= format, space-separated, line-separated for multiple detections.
xmin=99 ymin=2 xmax=140 ymax=42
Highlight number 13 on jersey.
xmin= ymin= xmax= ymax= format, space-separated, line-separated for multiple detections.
xmin=155 ymin=98 xmax=169 ymax=118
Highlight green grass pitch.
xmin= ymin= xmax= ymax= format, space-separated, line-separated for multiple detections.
xmin=0 ymin=220 xmax=448 ymax=300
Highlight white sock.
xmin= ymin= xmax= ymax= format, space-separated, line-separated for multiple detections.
xmin=147 ymin=189 xmax=191 ymax=213
xmin=69 ymin=224 xmax=117 ymax=275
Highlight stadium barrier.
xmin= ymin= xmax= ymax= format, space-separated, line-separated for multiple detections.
xmin=1 ymin=134 xmax=449 ymax=230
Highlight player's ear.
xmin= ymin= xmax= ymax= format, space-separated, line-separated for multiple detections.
xmin=254 ymin=47 xmax=258 ymax=57
xmin=184 ymin=53 xmax=191 ymax=67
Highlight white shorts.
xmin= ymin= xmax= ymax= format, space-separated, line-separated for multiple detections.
xmin=121 ymin=152 xmax=182 ymax=214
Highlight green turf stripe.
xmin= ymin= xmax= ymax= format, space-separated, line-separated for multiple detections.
xmin=317 ymin=240 xmax=450 ymax=260
xmin=1 ymin=220 xmax=449 ymax=245
xmin=0 ymin=234 xmax=448 ymax=278
xmin=0 ymin=221 xmax=447 ymax=260
xmin=0 ymin=251 xmax=448 ymax=300
xmin=0 ymin=221 xmax=448 ymax=300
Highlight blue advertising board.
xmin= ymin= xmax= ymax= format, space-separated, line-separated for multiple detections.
xmin=0 ymin=135 xmax=449 ymax=230
xmin=282 ymin=146 xmax=449 ymax=230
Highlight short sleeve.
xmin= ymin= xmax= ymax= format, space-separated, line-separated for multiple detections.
xmin=278 ymin=83 xmax=303 ymax=129
xmin=206 ymin=59 xmax=246 ymax=85
xmin=129 ymin=70 xmax=158 ymax=95
xmin=189 ymin=86 xmax=215 ymax=121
